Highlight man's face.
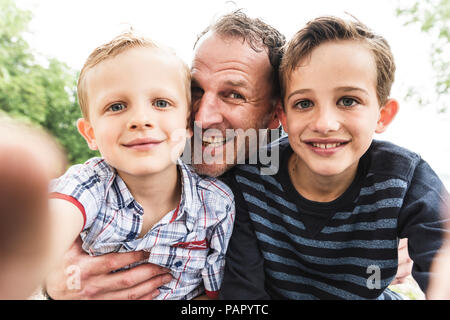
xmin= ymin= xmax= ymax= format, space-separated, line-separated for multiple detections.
xmin=190 ymin=32 xmax=279 ymax=177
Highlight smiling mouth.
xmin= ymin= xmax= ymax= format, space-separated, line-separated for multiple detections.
xmin=307 ymin=142 xmax=348 ymax=149
xmin=201 ymin=136 xmax=234 ymax=148
xmin=304 ymin=140 xmax=350 ymax=150
xmin=122 ymin=138 xmax=164 ymax=150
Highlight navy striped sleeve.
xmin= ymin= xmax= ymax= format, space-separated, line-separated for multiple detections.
xmin=219 ymin=173 xmax=270 ymax=300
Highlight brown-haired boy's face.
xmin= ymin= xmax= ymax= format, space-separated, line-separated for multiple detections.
xmin=279 ymin=40 xmax=389 ymax=181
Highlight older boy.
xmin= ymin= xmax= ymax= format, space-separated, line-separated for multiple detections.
xmin=48 ymin=32 xmax=234 ymax=300
xmin=220 ymin=16 xmax=449 ymax=299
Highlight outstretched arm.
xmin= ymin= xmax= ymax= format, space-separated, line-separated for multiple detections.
xmin=46 ymin=198 xmax=85 ymax=273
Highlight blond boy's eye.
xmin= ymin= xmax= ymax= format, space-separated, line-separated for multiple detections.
xmin=108 ymin=103 xmax=126 ymax=112
xmin=155 ymin=100 xmax=169 ymax=108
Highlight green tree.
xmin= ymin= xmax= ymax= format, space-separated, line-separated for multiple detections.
xmin=0 ymin=0 xmax=98 ymax=164
xmin=396 ymin=0 xmax=450 ymax=112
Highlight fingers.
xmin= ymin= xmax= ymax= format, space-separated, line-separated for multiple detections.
xmin=94 ymin=263 xmax=172 ymax=292
xmin=398 ymin=238 xmax=408 ymax=250
xmin=79 ymin=250 xmax=149 ymax=276
xmin=91 ymin=270 xmax=173 ymax=300
xmin=391 ymin=238 xmax=413 ymax=285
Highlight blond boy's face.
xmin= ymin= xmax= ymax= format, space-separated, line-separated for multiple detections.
xmin=78 ymin=47 xmax=190 ymax=178
xmin=280 ymin=40 xmax=392 ymax=179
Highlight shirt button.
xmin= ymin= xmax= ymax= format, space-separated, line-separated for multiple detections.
xmin=174 ymin=261 xmax=182 ymax=267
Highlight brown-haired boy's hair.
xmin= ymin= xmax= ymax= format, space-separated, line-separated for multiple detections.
xmin=280 ymin=15 xmax=396 ymax=106
xmin=195 ymin=9 xmax=286 ymax=99
xmin=77 ymin=31 xmax=191 ymax=120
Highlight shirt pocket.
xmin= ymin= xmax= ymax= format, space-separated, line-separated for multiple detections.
xmin=168 ymin=242 xmax=209 ymax=273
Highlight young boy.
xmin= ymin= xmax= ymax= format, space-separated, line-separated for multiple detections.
xmin=220 ymin=16 xmax=449 ymax=299
xmin=48 ymin=32 xmax=235 ymax=300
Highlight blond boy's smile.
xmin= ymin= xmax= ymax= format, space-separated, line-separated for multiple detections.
xmin=122 ymin=137 xmax=164 ymax=151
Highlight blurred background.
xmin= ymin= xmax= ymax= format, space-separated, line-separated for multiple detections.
xmin=1 ymin=0 xmax=449 ymax=189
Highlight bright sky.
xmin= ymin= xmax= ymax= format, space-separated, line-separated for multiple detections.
xmin=16 ymin=0 xmax=450 ymax=187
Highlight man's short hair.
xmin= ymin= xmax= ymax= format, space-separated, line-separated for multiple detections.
xmin=77 ymin=30 xmax=191 ymax=119
xmin=195 ymin=9 xmax=286 ymax=99
xmin=280 ymin=15 xmax=396 ymax=106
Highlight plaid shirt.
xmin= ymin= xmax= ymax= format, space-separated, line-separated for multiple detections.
xmin=50 ymin=157 xmax=235 ymax=300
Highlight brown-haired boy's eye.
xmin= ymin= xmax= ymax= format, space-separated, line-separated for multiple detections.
xmin=295 ymin=100 xmax=313 ymax=109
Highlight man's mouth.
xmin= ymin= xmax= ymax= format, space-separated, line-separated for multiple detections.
xmin=201 ymin=135 xmax=235 ymax=148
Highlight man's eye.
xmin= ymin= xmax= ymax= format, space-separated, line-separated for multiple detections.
xmin=108 ymin=103 xmax=126 ymax=112
xmin=338 ymin=97 xmax=358 ymax=107
xmin=154 ymin=100 xmax=169 ymax=108
xmin=294 ymin=100 xmax=313 ymax=109
xmin=229 ymin=92 xmax=244 ymax=100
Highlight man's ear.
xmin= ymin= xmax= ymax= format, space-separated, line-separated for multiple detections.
xmin=376 ymin=99 xmax=399 ymax=134
xmin=77 ymin=118 xmax=98 ymax=150
xmin=267 ymin=100 xmax=283 ymax=130
xmin=277 ymin=103 xmax=288 ymax=132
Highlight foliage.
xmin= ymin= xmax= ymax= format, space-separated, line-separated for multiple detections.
xmin=396 ymin=0 xmax=450 ymax=112
xmin=0 ymin=0 xmax=98 ymax=164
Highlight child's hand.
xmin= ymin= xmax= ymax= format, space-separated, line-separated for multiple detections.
xmin=45 ymin=237 xmax=173 ymax=300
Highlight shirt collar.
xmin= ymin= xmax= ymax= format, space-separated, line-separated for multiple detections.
xmin=103 ymin=158 xmax=198 ymax=219
xmin=170 ymin=159 xmax=199 ymax=224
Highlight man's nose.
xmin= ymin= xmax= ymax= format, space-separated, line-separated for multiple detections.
xmin=311 ymin=105 xmax=340 ymax=134
xmin=193 ymin=93 xmax=224 ymax=128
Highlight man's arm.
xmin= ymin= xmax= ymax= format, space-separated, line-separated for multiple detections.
xmin=218 ymin=178 xmax=269 ymax=300
xmin=45 ymin=237 xmax=173 ymax=300
xmin=427 ymin=193 xmax=450 ymax=299
xmin=397 ymin=159 xmax=450 ymax=293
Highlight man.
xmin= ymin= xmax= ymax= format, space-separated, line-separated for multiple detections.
xmin=44 ymin=10 xmax=411 ymax=300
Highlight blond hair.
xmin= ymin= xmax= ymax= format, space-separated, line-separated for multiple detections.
xmin=77 ymin=31 xmax=191 ymax=119
xmin=280 ymin=16 xmax=396 ymax=106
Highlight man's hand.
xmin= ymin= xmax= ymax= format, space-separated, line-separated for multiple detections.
xmin=427 ymin=194 xmax=450 ymax=299
xmin=45 ymin=237 xmax=173 ymax=300
xmin=427 ymin=243 xmax=450 ymax=299
xmin=391 ymin=238 xmax=413 ymax=285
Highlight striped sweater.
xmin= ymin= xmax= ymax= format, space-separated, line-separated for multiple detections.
xmin=219 ymin=136 xmax=448 ymax=300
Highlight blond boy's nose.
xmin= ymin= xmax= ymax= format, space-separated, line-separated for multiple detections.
xmin=128 ymin=106 xmax=154 ymax=130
